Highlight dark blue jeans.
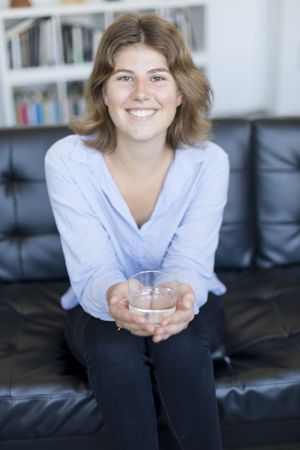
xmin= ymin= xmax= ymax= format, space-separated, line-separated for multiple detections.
xmin=65 ymin=295 xmax=224 ymax=450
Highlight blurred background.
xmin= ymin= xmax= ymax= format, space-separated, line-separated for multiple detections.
xmin=207 ymin=0 xmax=300 ymax=117
xmin=0 ymin=0 xmax=299 ymax=127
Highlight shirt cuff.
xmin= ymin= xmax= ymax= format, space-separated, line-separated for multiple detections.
xmin=160 ymin=271 xmax=227 ymax=315
xmin=78 ymin=272 xmax=126 ymax=321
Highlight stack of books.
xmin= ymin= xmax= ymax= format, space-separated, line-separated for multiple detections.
xmin=6 ymin=18 xmax=55 ymax=69
xmin=67 ymin=81 xmax=85 ymax=118
xmin=157 ymin=8 xmax=195 ymax=50
xmin=14 ymin=87 xmax=61 ymax=125
xmin=62 ymin=23 xmax=103 ymax=64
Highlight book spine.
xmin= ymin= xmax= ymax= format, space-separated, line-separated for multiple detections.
xmin=11 ymin=35 xmax=21 ymax=69
xmin=14 ymin=86 xmax=61 ymax=125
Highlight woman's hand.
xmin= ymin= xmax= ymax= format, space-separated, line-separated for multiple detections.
xmin=107 ymin=281 xmax=157 ymax=336
xmin=152 ymin=283 xmax=195 ymax=343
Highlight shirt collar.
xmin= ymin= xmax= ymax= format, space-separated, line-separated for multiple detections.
xmin=68 ymin=136 xmax=207 ymax=231
xmin=69 ymin=135 xmax=206 ymax=173
xmin=69 ymin=136 xmax=101 ymax=167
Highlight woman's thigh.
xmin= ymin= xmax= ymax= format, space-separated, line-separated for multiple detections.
xmin=64 ymin=305 xmax=150 ymax=370
xmin=147 ymin=294 xmax=224 ymax=369
xmin=64 ymin=294 xmax=224 ymax=366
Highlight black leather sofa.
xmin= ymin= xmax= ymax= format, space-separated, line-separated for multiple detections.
xmin=0 ymin=118 xmax=300 ymax=450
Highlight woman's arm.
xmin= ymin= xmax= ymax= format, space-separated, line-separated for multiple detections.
xmin=160 ymin=146 xmax=230 ymax=314
xmin=45 ymin=143 xmax=126 ymax=321
xmin=152 ymin=146 xmax=229 ymax=342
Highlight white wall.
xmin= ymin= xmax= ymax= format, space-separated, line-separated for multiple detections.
xmin=208 ymin=0 xmax=270 ymax=115
xmin=275 ymin=0 xmax=300 ymax=115
xmin=207 ymin=0 xmax=298 ymax=117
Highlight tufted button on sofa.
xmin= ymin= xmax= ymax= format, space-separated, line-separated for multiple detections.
xmin=0 ymin=119 xmax=300 ymax=450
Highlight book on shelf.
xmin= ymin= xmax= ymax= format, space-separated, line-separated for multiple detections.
xmin=62 ymin=22 xmax=103 ymax=64
xmin=6 ymin=17 xmax=55 ymax=69
xmin=14 ymin=87 xmax=61 ymax=125
xmin=67 ymin=81 xmax=85 ymax=118
xmin=6 ymin=18 xmax=36 ymax=40
xmin=157 ymin=8 xmax=196 ymax=51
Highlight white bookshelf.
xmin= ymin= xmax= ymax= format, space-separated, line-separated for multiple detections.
xmin=0 ymin=0 xmax=208 ymax=126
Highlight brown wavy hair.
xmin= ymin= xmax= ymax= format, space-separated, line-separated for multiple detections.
xmin=70 ymin=13 xmax=213 ymax=152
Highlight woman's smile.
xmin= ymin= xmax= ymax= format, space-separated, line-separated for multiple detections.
xmin=126 ymin=108 xmax=159 ymax=120
xmin=127 ymin=108 xmax=158 ymax=118
xmin=102 ymin=44 xmax=182 ymax=145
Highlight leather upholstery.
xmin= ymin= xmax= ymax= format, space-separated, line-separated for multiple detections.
xmin=0 ymin=127 xmax=68 ymax=281
xmin=216 ymin=268 xmax=300 ymax=417
xmin=0 ymin=281 xmax=102 ymax=440
xmin=213 ymin=119 xmax=255 ymax=270
xmin=254 ymin=119 xmax=300 ymax=267
xmin=1 ymin=119 xmax=300 ymax=449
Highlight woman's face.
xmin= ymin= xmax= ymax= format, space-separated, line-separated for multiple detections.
xmin=102 ymin=44 xmax=182 ymax=148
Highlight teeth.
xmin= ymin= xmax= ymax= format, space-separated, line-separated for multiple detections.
xmin=128 ymin=109 xmax=156 ymax=117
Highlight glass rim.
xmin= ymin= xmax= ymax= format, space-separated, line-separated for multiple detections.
xmin=128 ymin=270 xmax=178 ymax=282
xmin=128 ymin=271 xmax=178 ymax=297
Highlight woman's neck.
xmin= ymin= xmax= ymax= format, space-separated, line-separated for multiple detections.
xmin=106 ymin=136 xmax=173 ymax=179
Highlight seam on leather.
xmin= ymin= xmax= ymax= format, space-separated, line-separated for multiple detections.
xmin=233 ymin=378 xmax=300 ymax=388
xmin=9 ymin=137 xmax=25 ymax=279
xmin=0 ymin=393 xmax=93 ymax=400
xmin=221 ymin=416 xmax=300 ymax=426
xmin=269 ymin=298 xmax=290 ymax=337
xmin=227 ymin=333 xmax=291 ymax=354
xmin=7 ymin=313 xmax=25 ymax=399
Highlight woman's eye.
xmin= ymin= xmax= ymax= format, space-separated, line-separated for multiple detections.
xmin=117 ymin=75 xmax=133 ymax=82
xmin=152 ymin=75 xmax=166 ymax=82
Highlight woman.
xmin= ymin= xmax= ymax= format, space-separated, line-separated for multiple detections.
xmin=45 ymin=13 xmax=229 ymax=450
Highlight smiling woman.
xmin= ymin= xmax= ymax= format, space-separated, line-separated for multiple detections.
xmin=45 ymin=12 xmax=229 ymax=450
xmin=71 ymin=12 xmax=212 ymax=152
xmin=101 ymin=45 xmax=182 ymax=150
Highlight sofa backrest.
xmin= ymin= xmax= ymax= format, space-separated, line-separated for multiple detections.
xmin=213 ymin=119 xmax=255 ymax=270
xmin=0 ymin=126 xmax=69 ymax=281
xmin=214 ymin=117 xmax=300 ymax=270
xmin=254 ymin=118 xmax=300 ymax=268
xmin=0 ymin=118 xmax=299 ymax=282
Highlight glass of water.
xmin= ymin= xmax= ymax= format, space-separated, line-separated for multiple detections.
xmin=128 ymin=270 xmax=178 ymax=324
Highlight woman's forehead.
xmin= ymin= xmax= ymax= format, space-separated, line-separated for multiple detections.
xmin=113 ymin=44 xmax=168 ymax=68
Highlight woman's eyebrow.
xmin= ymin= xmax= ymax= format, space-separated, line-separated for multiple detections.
xmin=112 ymin=69 xmax=134 ymax=74
xmin=112 ymin=68 xmax=170 ymax=74
xmin=148 ymin=68 xmax=170 ymax=74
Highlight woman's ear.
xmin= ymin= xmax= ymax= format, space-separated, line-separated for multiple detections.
xmin=176 ymin=92 xmax=183 ymax=107
xmin=102 ymin=87 xmax=108 ymax=106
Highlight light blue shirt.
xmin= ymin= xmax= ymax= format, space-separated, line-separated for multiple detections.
xmin=45 ymin=135 xmax=229 ymax=321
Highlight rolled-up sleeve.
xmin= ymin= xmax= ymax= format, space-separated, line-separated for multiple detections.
xmin=160 ymin=147 xmax=230 ymax=314
xmin=45 ymin=145 xmax=126 ymax=321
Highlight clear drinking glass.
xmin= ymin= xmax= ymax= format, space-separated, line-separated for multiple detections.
xmin=128 ymin=270 xmax=178 ymax=324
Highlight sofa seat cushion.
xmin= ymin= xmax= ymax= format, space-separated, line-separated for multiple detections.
xmin=0 ymin=281 xmax=103 ymax=441
xmin=216 ymin=267 xmax=300 ymax=424
xmin=1 ymin=269 xmax=300 ymax=441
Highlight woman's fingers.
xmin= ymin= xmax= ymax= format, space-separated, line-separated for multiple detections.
xmin=152 ymin=296 xmax=194 ymax=342
xmin=110 ymin=302 xmax=157 ymax=335
xmin=160 ymin=300 xmax=194 ymax=327
xmin=108 ymin=281 xmax=158 ymax=336
xmin=109 ymin=281 xmax=196 ymax=340
xmin=110 ymin=302 xmax=141 ymax=323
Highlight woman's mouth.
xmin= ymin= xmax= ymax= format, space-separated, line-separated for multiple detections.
xmin=126 ymin=109 xmax=158 ymax=118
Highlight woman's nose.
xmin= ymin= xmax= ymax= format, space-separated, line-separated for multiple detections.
xmin=131 ymin=79 xmax=150 ymax=101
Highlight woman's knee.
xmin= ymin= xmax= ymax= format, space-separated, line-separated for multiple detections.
xmin=65 ymin=306 xmax=146 ymax=370
xmin=149 ymin=324 xmax=211 ymax=371
xmin=81 ymin=323 xmax=148 ymax=376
